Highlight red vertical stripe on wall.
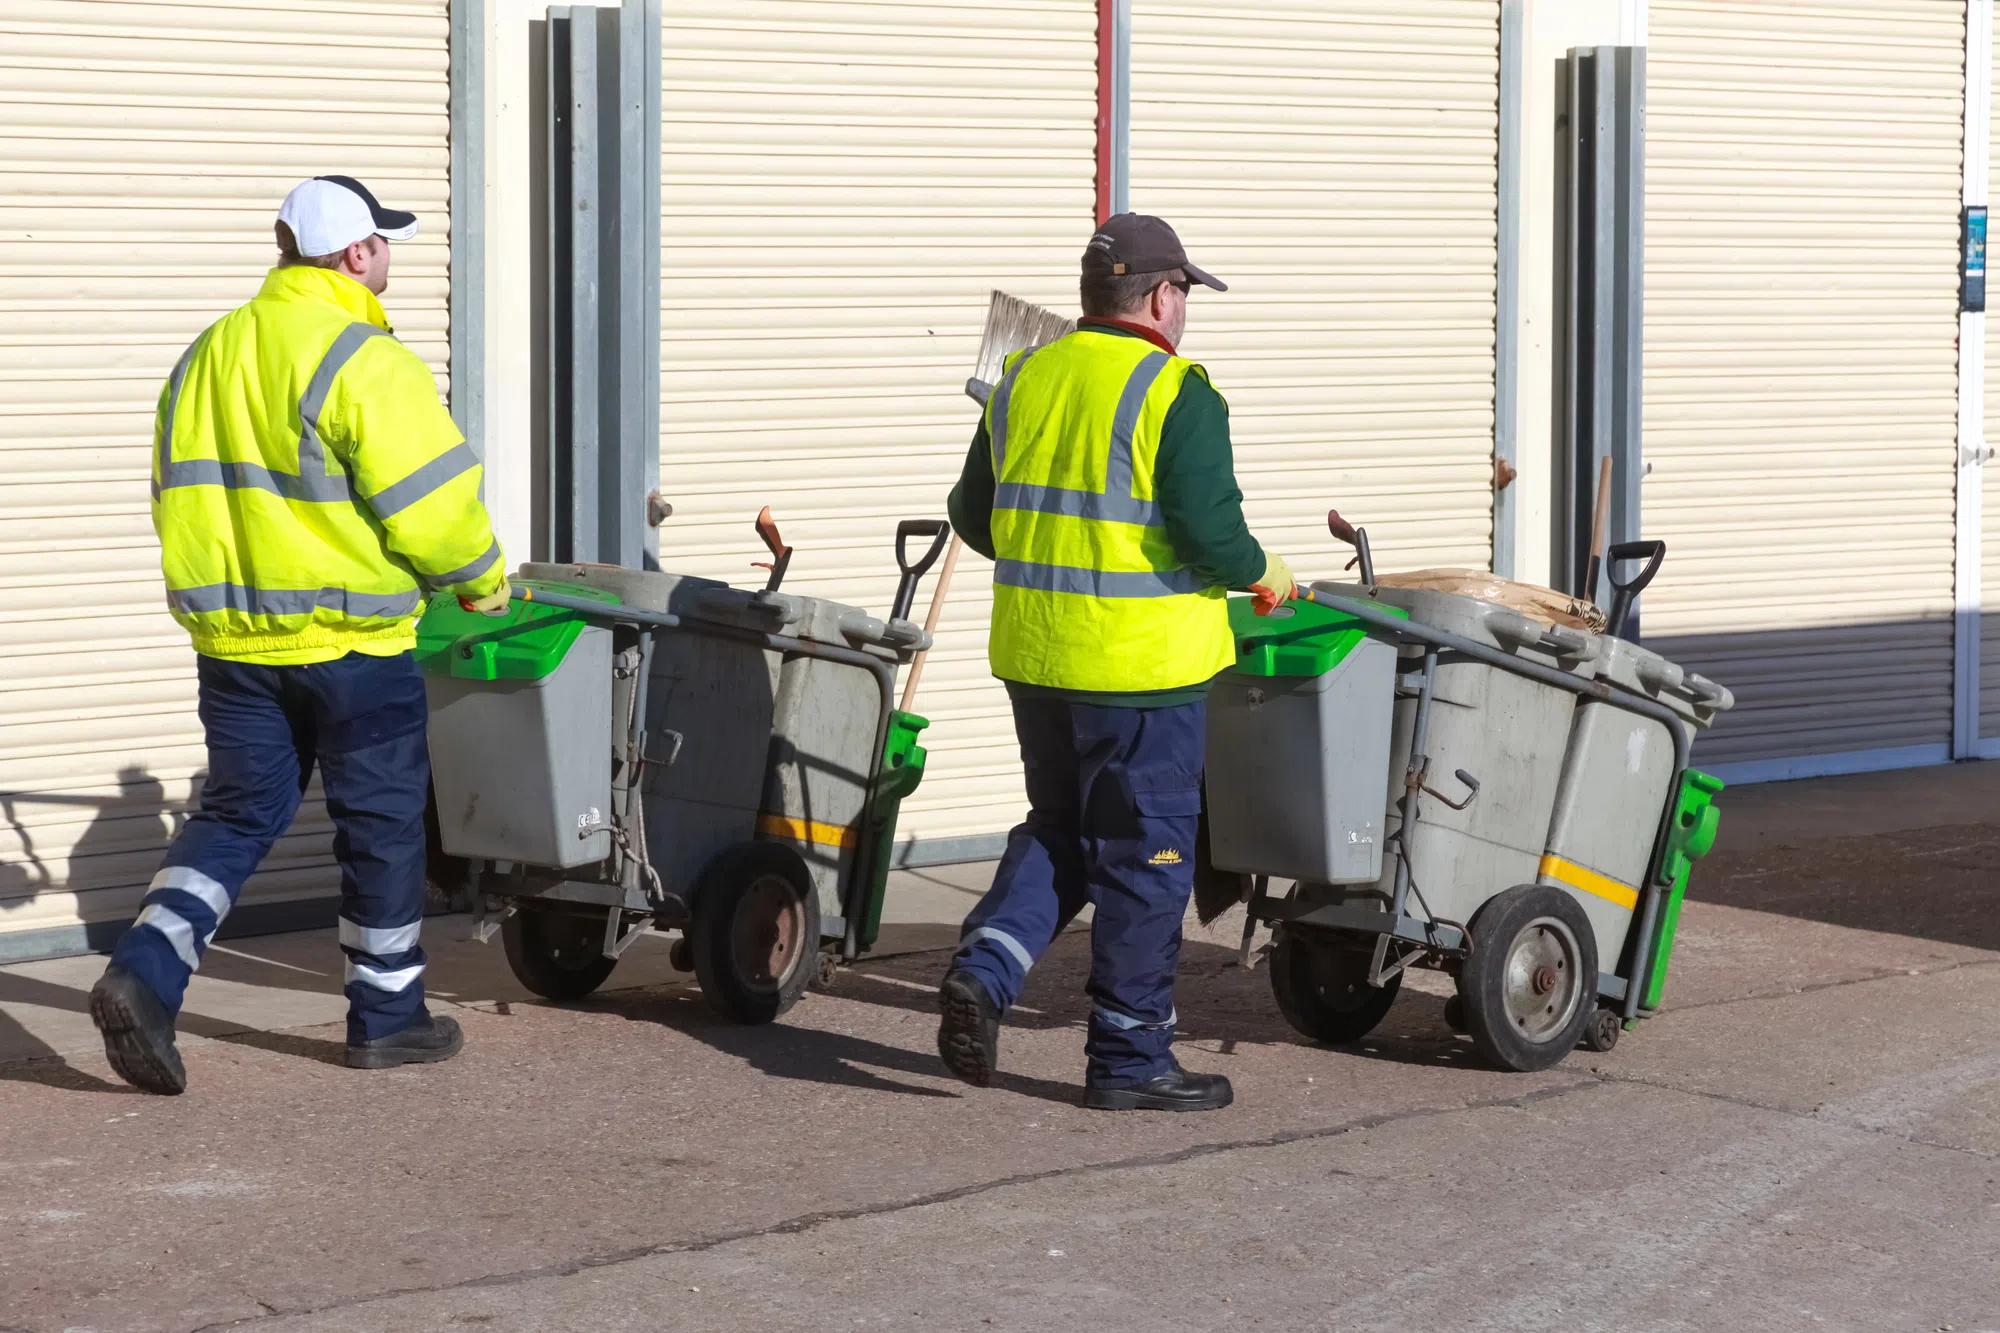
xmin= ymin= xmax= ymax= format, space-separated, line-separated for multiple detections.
xmin=1095 ymin=0 xmax=1115 ymax=224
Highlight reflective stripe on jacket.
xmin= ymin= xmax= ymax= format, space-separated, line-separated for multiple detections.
xmin=984 ymin=328 xmax=1237 ymax=693
xmin=152 ymin=266 xmax=505 ymax=664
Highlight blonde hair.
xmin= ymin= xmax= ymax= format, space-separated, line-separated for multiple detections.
xmin=275 ymin=222 xmax=344 ymax=271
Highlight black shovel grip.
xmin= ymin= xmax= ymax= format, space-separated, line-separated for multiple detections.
xmin=891 ymin=519 xmax=952 ymax=622
xmin=897 ymin=519 xmax=951 ymax=576
xmin=1604 ymin=540 xmax=1667 ymax=641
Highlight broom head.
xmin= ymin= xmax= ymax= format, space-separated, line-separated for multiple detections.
xmin=966 ymin=290 xmax=1075 ymax=405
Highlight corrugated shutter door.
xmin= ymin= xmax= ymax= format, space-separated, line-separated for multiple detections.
xmin=657 ymin=1 xmax=1097 ymax=851
xmin=1645 ymin=1 xmax=1964 ymax=768
xmin=0 ymin=1 xmax=452 ymax=948
xmin=1128 ymin=1 xmax=1500 ymax=579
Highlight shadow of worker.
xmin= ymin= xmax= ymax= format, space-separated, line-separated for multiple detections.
xmin=0 ymin=766 xmax=182 ymax=1093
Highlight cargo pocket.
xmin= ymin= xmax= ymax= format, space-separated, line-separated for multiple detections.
xmin=1126 ymin=779 xmax=1202 ymax=868
xmin=1130 ymin=783 xmax=1202 ymax=819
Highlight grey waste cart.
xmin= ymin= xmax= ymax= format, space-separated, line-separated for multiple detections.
xmin=418 ymin=522 xmax=950 ymax=1026
xmin=1205 ymin=568 xmax=1733 ymax=1073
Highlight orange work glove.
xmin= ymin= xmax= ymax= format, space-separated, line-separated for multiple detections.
xmin=1248 ymin=552 xmax=1296 ymax=616
xmin=458 ymin=576 xmax=513 ymax=618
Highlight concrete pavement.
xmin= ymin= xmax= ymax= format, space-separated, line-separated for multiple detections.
xmin=2 ymin=764 xmax=1999 ymax=1331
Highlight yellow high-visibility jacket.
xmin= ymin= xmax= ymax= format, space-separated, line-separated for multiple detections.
xmin=984 ymin=329 xmax=1236 ymax=693
xmin=151 ymin=266 xmax=505 ymax=664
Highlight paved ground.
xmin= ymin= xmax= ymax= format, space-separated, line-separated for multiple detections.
xmin=3 ymin=763 xmax=2000 ymax=1332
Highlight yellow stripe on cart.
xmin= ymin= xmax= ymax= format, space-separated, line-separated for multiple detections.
xmin=757 ymin=812 xmax=858 ymax=850
xmin=1538 ymin=854 xmax=1638 ymax=911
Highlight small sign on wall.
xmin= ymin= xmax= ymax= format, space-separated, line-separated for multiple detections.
xmin=1963 ymin=206 xmax=1987 ymax=313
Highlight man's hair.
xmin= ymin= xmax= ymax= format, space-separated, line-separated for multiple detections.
xmin=276 ymin=222 xmax=345 ymax=271
xmin=1080 ymin=267 xmax=1176 ymax=318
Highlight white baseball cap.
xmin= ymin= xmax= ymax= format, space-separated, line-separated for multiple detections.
xmin=276 ymin=176 xmax=418 ymax=257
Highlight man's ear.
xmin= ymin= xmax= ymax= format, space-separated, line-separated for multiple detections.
xmin=340 ymin=238 xmax=370 ymax=277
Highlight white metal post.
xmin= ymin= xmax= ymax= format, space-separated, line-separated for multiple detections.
xmin=1958 ymin=0 xmax=1991 ymax=759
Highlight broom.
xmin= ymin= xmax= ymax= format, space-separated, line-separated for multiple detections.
xmin=899 ymin=292 xmax=1078 ymax=716
xmin=964 ymin=290 xmax=1075 ymax=407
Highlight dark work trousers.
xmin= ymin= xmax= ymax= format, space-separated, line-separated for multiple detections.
xmin=951 ymin=696 xmax=1205 ymax=1087
xmin=109 ymin=650 xmax=433 ymax=1044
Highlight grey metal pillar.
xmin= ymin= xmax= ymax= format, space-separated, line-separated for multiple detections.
xmin=543 ymin=2 xmax=661 ymax=568
xmin=619 ymin=0 xmax=662 ymax=568
xmin=448 ymin=0 xmax=486 ymax=468
xmin=1558 ymin=45 xmax=1646 ymax=610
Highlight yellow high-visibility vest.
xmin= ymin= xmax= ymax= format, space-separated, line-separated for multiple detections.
xmin=984 ymin=328 xmax=1236 ymax=693
xmin=152 ymin=266 xmax=505 ymax=665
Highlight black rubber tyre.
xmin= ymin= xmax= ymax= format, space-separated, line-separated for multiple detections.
xmin=1269 ymin=929 xmax=1401 ymax=1044
xmin=1442 ymin=993 xmax=1468 ymax=1035
xmin=691 ymin=842 xmax=822 ymax=1024
xmin=1580 ymin=1006 xmax=1623 ymax=1053
xmin=1458 ymin=885 xmax=1598 ymax=1072
xmin=501 ymin=903 xmax=618 ymax=1001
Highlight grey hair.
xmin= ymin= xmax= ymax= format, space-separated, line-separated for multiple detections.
xmin=1080 ymin=267 xmax=1178 ymax=318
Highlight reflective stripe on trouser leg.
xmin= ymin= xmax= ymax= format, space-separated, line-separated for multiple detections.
xmin=339 ymin=918 xmax=425 ymax=1028
xmin=312 ymin=650 xmax=434 ymax=1044
xmin=949 ymin=696 xmax=1092 ymax=1012
xmin=1077 ymin=701 xmax=1206 ymax=1089
xmin=109 ymin=656 xmax=309 ymax=1016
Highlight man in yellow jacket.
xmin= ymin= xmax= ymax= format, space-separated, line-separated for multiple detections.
xmin=938 ymin=215 xmax=1295 ymax=1111
xmin=90 ymin=176 xmax=509 ymax=1094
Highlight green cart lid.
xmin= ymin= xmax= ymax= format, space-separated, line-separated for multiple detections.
xmin=414 ymin=580 xmax=622 ymax=682
xmin=1227 ymin=594 xmax=1405 ymax=678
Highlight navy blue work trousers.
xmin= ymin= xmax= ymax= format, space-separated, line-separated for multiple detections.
xmin=109 ymin=650 xmax=433 ymax=1044
xmin=952 ymin=696 xmax=1205 ymax=1087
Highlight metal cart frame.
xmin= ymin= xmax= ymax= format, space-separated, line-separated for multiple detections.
xmin=464 ymin=585 xmax=913 ymax=966
xmin=1245 ymin=587 xmax=1704 ymax=1023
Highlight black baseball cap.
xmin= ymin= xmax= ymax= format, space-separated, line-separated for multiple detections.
xmin=1082 ymin=214 xmax=1227 ymax=291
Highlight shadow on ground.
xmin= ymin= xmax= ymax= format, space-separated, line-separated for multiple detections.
xmin=1688 ymin=821 xmax=2000 ymax=953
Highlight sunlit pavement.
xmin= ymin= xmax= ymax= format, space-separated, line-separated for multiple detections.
xmin=4 ymin=763 xmax=2000 ymax=1332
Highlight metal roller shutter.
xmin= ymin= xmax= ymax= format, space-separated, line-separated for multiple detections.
xmin=656 ymin=0 xmax=1097 ymax=852
xmin=1128 ymin=0 xmax=1501 ymax=582
xmin=0 ymin=0 xmax=453 ymax=951
xmin=1644 ymin=0 xmax=1965 ymax=770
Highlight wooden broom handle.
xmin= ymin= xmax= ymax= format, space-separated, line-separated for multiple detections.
xmin=898 ymin=533 xmax=963 ymax=713
xmin=1586 ymin=455 xmax=1614 ymax=601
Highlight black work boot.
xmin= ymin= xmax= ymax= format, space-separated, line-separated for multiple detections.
xmin=1085 ymin=1064 xmax=1233 ymax=1112
xmin=937 ymin=970 xmax=1001 ymax=1088
xmin=89 ymin=965 xmax=187 ymax=1096
xmin=346 ymin=1014 xmax=464 ymax=1070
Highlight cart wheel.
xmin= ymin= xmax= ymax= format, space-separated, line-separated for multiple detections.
xmin=1457 ymin=885 xmax=1597 ymax=1072
xmin=1442 ymin=993 xmax=1468 ymax=1035
xmin=668 ymin=935 xmax=693 ymax=973
xmin=691 ymin=842 xmax=821 ymax=1024
xmin=1580 ymin=1006 xmax=1622 ymax=1053
xmin=1268 ymin=929 xmax=1401 ymax=1044
xmin=501 ymin=903 xmax=618 ymax=1001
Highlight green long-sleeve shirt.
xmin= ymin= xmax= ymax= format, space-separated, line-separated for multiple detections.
xmin=947 ymin=319 xmax=1264 ymax=709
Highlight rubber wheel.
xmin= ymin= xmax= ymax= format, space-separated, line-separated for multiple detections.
xmin=1269 ymin=929 xmax=1401 ymax=1044
xmin=1458 ymin=884 xmax=1598 ymax=1072
xmin=1580 ymin=1006 xmax=1622 ymax=1053
xmin=501 ymin=903 xmax=618 ymax=1001
xmin=691 ymin=842 xmax=822 ymax=1024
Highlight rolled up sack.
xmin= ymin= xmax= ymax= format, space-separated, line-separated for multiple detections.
xmin=1370 ymin=568 xmax=1606 ymax=632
